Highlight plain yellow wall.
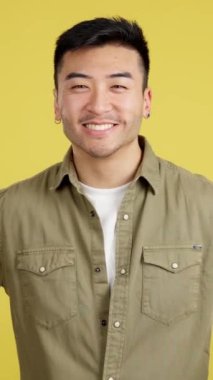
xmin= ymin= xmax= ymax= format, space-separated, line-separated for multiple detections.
xmin=0 ymin=1 xmax=213 ymax=379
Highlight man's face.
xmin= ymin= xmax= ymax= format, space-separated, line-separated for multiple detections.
xmin=54 ymin=44 xmax=151 ymax=159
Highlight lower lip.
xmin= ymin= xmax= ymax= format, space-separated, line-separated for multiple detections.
xmin=82 ymin=124 xmax=119 ymax=137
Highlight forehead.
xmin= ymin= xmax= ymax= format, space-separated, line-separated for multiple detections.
xmin=58 ymin=44 xmax=143 ymax=76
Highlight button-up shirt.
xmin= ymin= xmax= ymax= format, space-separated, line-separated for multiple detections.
xmin=0 ymin=136 xmax=213 ymax=380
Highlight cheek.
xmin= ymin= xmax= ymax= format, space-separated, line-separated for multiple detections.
xmin=120 ymin=99 xmax=143 ymax=120
xmin=62 ymin=95 xmax=89 ymax=118
xmin=118 ymin=92 xmax=143 ymax=110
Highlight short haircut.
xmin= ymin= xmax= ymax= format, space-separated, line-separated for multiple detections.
xmin=54 ymin=17 xmax=150 ymax=91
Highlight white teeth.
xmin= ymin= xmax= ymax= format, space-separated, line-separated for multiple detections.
xmin=84 ymin=123 xmax=114 ymax=131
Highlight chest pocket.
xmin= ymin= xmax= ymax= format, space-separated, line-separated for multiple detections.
xmin=16 ymin=247 xmax=77 ymax=328
xmin=141 ymin=245 xmax=202 ymax=325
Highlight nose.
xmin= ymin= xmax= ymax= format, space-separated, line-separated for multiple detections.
xmin=86 ymin=88 xmax=112 ymax=115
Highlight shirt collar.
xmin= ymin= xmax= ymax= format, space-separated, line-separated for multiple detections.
xmin=50 ymin=135 xmax=160 ymax=195
xmin=136 ymin=136 xmax=160 ymax=194
xmin=49 ymin=148 xmax=81 ymax=192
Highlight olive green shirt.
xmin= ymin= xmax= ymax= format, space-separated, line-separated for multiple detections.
xmin=0 ymin=136 xmax=213 ymax=380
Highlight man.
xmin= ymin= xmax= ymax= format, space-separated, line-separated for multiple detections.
xmin=0 ymin=17 xmax=213 ymax=380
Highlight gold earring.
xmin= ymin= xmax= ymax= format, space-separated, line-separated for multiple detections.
xmin=55 ymin=118 xmax=61 ymax=124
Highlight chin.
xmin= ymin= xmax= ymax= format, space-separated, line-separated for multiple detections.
xmin=87 ymin=147 xmax=119 ymax=159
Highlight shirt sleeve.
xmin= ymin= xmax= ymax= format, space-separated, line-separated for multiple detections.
xmin=0 ymin=189 xmax=6 ymax=287
xmin=0 ymin=259 xmax=2 ymax=286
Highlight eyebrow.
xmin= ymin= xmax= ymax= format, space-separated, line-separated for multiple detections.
xmin=107 ymin=72 xmax=133 ymax=79
xmin=65 ymin=71 xmax=133 ymax=81
xmin=65 ymin=72 xmax=92 ymax=80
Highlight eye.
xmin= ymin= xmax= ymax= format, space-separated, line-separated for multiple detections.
xmin=111 ymin=84 xmax=128 ymax=92
xmin=112 ymin=85 xmax=127 ymax=89
xmin=71 ymin=85 xmax=88 ymax=89
xmin=69 ymin=84 xmax=89 ymax=93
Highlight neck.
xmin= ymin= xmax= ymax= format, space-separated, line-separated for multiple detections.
xmin=72 ymin=140 xmax=143 ymax=188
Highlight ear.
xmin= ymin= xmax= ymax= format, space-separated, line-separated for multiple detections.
xmin=53 ymin=88 xmax=61 ymax=121
xmin=143 ymin=87 xmax=152 ymax=118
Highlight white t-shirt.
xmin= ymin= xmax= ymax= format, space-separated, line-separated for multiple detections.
xmin=80 ymin=182 xmax=130 ymax=287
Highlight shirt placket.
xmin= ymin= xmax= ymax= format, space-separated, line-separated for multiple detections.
xmin=85 ymin=197 xmax=111 ymax=338
xmin=102 ymin=186 xmax=135 ymax=380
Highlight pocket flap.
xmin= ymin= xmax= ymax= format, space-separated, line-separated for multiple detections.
xmin=143 ymin=245 xmax=202 ymax=273
xmin=17 ymin=247 xmax=75 ymax=275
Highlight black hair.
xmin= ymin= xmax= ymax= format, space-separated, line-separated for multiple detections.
xmin=54 ymin=17 xmax=150 ymax=90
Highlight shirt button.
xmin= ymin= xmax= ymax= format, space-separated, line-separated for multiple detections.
xmin=120 ymin=268 xmax=126 ymax=275
xmin=95 ymin=267 xmax=101 ymax=272
xmin=90 ymin=210 xmax=95 ymax=217
xmin=101 ymin=319 xmax=107 ymax=326
xmin=171 ymin=262 xmax=178 ymax=269
xmin=108 ymin=377 xmax=114 ymax=380
xmin=114 ymin=321 xmax=121 ymax=328
xmin=39 ymin=266 xmax=46 ymax=273
xmin=123 ymin=214 xmax=129 ymax=221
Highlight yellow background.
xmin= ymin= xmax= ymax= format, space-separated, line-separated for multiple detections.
xmin=0 ymin=0 xmax=213 ymax=379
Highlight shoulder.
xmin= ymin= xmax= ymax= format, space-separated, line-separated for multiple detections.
xmin=0 ymin=162 xmax=61 ymax=205
xmin=158 ymin=156 xmax=213 ymax=204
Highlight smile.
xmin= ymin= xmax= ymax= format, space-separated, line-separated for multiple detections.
xmin=83 ymin=123 xmax=115 ymax=131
